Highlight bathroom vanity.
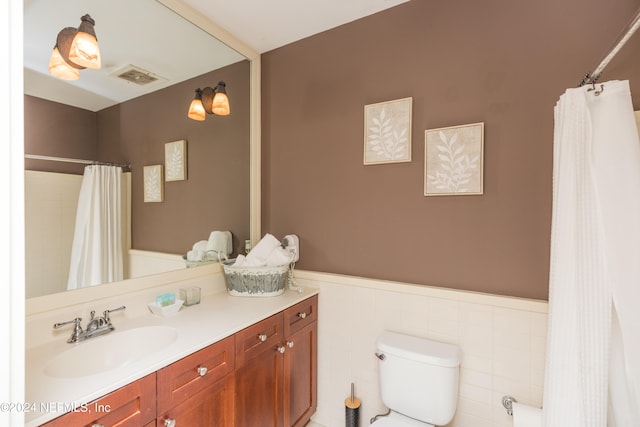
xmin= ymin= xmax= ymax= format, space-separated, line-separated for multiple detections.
xmin=25 ymin=276 xmax=318 ymax=427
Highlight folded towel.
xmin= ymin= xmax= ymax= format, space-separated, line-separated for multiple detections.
xmin=232 ymin=254 xmax=246 ymax=267
xmin=265 ymin=247 xmax=293 ymax=267
xmin=245 ymin=233 xmax=281 ymax=265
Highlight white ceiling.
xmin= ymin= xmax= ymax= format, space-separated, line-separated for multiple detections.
xmin=183 ymin=0 xmax=411 ymax=54
xmin=23 ymin=0 xmax=410 ymax=111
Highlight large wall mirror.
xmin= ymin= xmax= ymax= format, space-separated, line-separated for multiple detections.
xmin=23 ymin=0 xmax=261 ymax=301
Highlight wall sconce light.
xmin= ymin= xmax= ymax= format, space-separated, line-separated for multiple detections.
xmin=187 ymin=81 xmax=230 ymax=121
xmin=48 ymin=14 xmax=101 ymax=81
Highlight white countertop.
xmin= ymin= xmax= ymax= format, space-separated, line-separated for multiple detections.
xmin=25 ymin=285 xmax=319 ymax=426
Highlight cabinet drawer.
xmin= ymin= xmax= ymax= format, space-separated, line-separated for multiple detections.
xmin=157 ymin=335 xmax=235 ymax=414
xmin=41 ymin=373 xmax=155 ymax=427
xmin=235 ymin=312 xmax=284 ymax=367
xmin=284 ymin=295 xmax=318 ymax=337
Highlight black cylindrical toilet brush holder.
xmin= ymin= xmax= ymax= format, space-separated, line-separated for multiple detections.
xmin=345 ymin=383 xmax=360 ymax=427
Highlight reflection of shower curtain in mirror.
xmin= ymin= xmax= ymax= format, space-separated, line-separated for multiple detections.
xmin=67 ymin=165 xmax=124 ymax=290
xmin=543 ymin=80 xmax=640 ymax=426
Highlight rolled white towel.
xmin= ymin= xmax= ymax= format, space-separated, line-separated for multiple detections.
xmin=187 ymin=249 xmax=204 ymax=262
xmin=232 ymin=254 xmax=263 ymax=267
xmin=265 ymin=247 xmax=293 ymax=267
xmin=245 ymin=233 xmax=281 ymax=265
xmin=193 ymin=240 xmax=208 ymax=252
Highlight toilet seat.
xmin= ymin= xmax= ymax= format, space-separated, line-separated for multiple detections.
xmin=370 ymin=411 xmax=434 ymax=427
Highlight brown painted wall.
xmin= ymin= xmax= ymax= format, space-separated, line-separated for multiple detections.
xmin=24 ymin=95 xmax=97 ymax=175
xmin=261 ymin=0 xmax=640 ymax=299
xmin=24 ymin=59 xmax=250 ymax=256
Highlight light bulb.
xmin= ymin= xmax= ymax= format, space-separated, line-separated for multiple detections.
xmin=212 ymin=92 xmax=230 ymax=116
xmin=188 ymin=98 xmax=206 ymax=121
xmin=48 ymin=47 xmax=80 ymax=80
xmin=68 ymin=31 xmax=101 ymax=69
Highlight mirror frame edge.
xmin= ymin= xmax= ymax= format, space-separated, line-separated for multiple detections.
xmin=157 ymin=0 xmax=261 ymax=245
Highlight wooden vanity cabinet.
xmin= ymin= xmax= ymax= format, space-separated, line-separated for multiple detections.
xmin=156 ymin=335 xmax=235 ymax=426
xmin=234 ymin=295 xmax=318 ymax=427
xmin=41 ymin=373 xmax=156 ymax=427
xmin=39 ymin=294 xmax=317 ymax=427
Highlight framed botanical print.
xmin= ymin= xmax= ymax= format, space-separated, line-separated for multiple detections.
xmin=164 ymin=139 xmax=187 ymax=181
xmin=364 ymin=97 xmax=412 ymax=165
xmin=143 ymin=165 xmax=164 ymax=202
xmin=425 ymin=122 xmax=484 ymax=196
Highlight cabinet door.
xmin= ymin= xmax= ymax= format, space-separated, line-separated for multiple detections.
xmin=157 ymin=373 xmax=234 ymax=427
xmin=284 ymin=320 xmax=317 ymax=427
xmin=41 ymin=373 xmax=156 ymax=427
xmin=235 ymin=313 xmax=285 ymax=427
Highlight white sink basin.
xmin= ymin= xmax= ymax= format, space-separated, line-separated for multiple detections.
xmin=44 ymin=325 xmax=179 ymax=378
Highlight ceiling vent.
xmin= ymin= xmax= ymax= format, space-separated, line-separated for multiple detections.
xmin=112 ymin=65 xmax=166 ymax=86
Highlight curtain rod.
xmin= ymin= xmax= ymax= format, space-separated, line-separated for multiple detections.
xmin=25 ymin=154 xmax=131 ymax=171
xmin=579 ymin=7 xmax=640 ymax=86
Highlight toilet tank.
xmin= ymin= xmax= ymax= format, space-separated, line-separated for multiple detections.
xmin=376 ymin=331 xmax=461 ymax=426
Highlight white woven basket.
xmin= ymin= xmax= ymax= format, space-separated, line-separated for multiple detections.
xmin=222 ymin=259 xmax=291 ymax=297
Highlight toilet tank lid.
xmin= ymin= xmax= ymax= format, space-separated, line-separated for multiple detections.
xmin=377 ymin=331 xmax=461 ymax=367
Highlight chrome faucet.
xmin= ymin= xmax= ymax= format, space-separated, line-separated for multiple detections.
xmin=54 ymin=306 xmax=126 ymax=343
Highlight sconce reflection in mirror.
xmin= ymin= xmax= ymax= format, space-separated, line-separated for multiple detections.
xmin=188 ymin=81 xmax=230 ymax=121
xmin=48 ymin=14 xmax=102 ymax=81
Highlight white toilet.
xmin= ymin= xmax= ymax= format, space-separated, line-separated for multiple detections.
xmin=371 ymin=331 xmax=461 ymax=427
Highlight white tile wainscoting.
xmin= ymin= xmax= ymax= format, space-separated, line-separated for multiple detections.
xmin=294 ymin=271 xmax=548 ymax=427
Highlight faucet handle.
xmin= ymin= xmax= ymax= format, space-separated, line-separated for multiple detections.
xmin=53 ymin=317 xmax=82 ymax=330
xmin=103 ymin=305 xmax=126 ymax=323
xmin=53 ymin=317 xmax=84 ymax=343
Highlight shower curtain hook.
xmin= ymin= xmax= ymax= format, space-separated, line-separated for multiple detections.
xmin=587 ymin=81 xmax=605 ymax=96
xmin=593 ymin=84 xmax=605 ymax=96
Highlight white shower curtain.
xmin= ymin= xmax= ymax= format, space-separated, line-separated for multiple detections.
xmin=67 ymin=165 xmax=124 ymax=290
xmin=543 ymin=80 xmax=640 ymax=426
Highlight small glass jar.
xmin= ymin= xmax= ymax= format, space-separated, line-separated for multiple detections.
xmin=180 ymin=286 xmax=201 ymax=306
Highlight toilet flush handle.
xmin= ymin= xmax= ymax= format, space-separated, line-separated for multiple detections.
xmin=375 ymin=352 xmax=386 ymax=361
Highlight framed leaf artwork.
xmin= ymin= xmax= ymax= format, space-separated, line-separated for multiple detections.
xmin=143 ymin=165 xmax=164 ymax=202
xmin=364 ymin=97 xmax=412 ymax=165
xmin=424 ymin=122 xmax=484 ymax=196
xmin=164 ymin=139 xmax=187 ymax=181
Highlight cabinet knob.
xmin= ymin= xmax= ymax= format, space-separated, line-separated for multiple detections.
xmin=298 ymin=312 xmax=307 ymax=319
xmin=197 ymin=366 xmax=208 ymax=376
xmin=286 ymin=340 xmax=294 ymax=348
xmin=164 ymin=418 xmax=176 ymax=427
xmin=277 ymin=345 xmax=286 ymax=354
xmin=258 ymin=333 xmax=268 ymax=342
